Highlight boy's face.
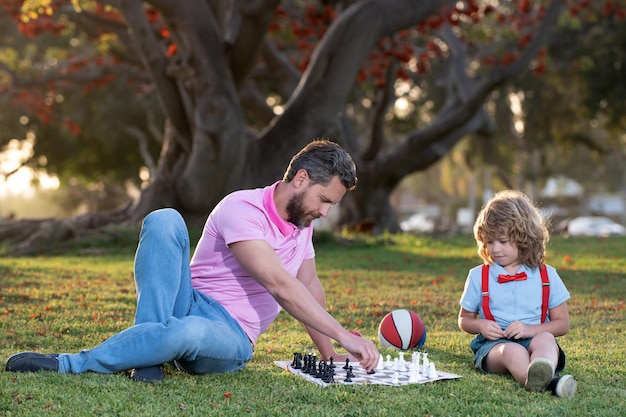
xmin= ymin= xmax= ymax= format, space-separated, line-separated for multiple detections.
xmin=486 ymin=236 xmax=520 ymax=270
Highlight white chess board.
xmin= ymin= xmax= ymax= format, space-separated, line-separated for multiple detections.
xmin=275 ymin=356 xmax=461 ymax=387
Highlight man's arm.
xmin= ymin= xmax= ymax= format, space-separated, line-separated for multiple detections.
xmin=295 ymin=258 xmax=355 ymax=362
xmin=229 ymin=239 xmax=379 ymax=371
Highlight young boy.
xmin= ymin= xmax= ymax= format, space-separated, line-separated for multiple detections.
xmin=458 ymin=190 xmax=577 ymax=398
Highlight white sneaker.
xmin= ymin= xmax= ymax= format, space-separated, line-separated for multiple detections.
xmin=525 ymin=357 xmax=555 ymax=392
xmin=550 ymin=375 xmax=577 ymax=398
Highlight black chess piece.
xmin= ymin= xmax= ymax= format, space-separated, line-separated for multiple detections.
xmin=314 ymin=361 xmax=325 ymax=379
xmin=292 ymin=352 xmax=302 ymax=369
xmin=323 ymin=366 xmax=335 ymax=383
xmin=303 ymin=354 xmax=312 ymax=374
xmin=347 ymin=366 xmax=355 ymax=378
xmin=343 ymin=358 xmax=350 ymax=370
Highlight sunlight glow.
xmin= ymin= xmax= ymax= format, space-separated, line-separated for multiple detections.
xmin=394 ymin=97 xmax=413 ymax=119
xmin=508 ymin=91 xmax=525 ymax=134
xmin=0 ymin=136 xmax=59 ymax=197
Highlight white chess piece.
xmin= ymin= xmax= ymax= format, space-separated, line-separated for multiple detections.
xmin=376 ymin=354 xmax=384 ymax=370
xmin=398 ymin=351 xmax=405 ymax=366
xmin=385 ymin=354 xmax=392 ymax=368
xmin=392 ymin=372 xmax=400 ymax=385
xmin=428 ymin=361 xmax=438 ymax=378
xmin=408 ymin=365 xmax=420 ymax=383
xmin=422 ymin=353 xmax=429 ymax=374
xmin=412 ymin=351 xmax=421 ymax=367
xmin=392 ymin=357 xmax=399 ymax=370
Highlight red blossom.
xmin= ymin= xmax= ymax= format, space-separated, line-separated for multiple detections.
xmin=166 ymin=43 xmax=177 ymax=57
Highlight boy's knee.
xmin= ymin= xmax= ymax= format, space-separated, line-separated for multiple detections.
xmin=529 ymin=332 xmax=558 ymax=350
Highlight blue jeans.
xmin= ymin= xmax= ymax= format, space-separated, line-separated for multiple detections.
xmin=57 ymin=208 xmax=254 ymax=375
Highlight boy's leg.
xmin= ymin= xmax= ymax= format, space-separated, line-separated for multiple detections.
xmin=527 ymin=332 xmax=560 ymax=367
xmin=484 ymin=342 xmax=531 ymax=384
xmin=524 ymin=332 xmax=559 ymax=391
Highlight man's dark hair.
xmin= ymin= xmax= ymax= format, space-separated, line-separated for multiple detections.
xmin=283 ymin=139 xmax=357 ymax=190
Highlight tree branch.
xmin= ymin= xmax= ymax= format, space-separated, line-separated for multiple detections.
xmin=361 ymin=61 xmax=397 ymax=162
xmin=113 ymin=0 xmax=192 ymax=152
xmin=373 ymin=0 xmax=565 ymax=178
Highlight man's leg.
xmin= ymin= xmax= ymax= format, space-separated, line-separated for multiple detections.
xmin=133 ymin=208 xmax=195 ymax=324
xmin=59 ymin=209 xmax=253 ymax=376
xmin=8 ymin=209 xmax=196 ymax=375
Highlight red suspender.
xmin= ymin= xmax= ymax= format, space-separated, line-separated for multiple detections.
xmin=481 ymin=264 xmax=495 ymax=321
xmin=481 ymin=264 xmax=550 ymax=323
xmin=539 ymin=264 xmax=550 ymax=324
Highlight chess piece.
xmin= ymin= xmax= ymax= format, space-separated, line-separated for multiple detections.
xmin=412 ymin=351 xmax=421 ymax=367
xmin=376 ymin=354 xmax=384 ymax=370
xmin=292 ymin=352 xmax=303 ymax=369
xmin=398 ymin=351 xmax=405 ymax=367
xmin=392 ymin=372 xmax=400 ymax=385
xmin=428 ymin=361 xmax=438 ymax=379
xmin=344 ymin=370 xmax=353 ymax=383
xmin=343 ymin=358 xmax=350 ymax=370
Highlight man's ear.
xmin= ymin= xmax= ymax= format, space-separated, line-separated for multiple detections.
xmin=294 ymin=169 xmax=309 ymax=187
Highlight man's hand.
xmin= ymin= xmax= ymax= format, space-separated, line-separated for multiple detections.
xmin=337 ymin=332 xmax=380 ymax=372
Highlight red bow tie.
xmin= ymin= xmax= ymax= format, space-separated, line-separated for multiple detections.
xmin=498 ymin=272 xmax=528 ymax=283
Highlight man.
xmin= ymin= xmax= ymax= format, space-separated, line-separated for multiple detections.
xmin=6 ymin=139 xmax=380 ymax=382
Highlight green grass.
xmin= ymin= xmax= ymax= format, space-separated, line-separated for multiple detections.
xmin=1 ymin=232 xmax=625 ymax=416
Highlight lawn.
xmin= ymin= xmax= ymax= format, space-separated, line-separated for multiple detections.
xmin=1 ymin=230 xmax=625 ymax=416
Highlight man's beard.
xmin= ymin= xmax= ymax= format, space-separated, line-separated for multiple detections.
xmin=286 ymin=192 xmax=317 ymax=228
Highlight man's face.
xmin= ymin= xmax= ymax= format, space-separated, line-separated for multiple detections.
xmin=286 ymin=176 xmax=346 ymax=228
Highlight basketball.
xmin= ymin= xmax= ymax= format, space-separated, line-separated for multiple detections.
xmin=378 ymin=309 xmax=426 ymax=350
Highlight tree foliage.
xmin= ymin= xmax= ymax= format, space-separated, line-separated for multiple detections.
xmin=0 ymin=0 xmax=624 ymax=253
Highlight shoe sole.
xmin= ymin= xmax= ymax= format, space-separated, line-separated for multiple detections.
xmin=525 ymin=358 xmax=555 ymax=392
xmin=555 ymin=375 xmax=577 ymax=398
xmin=5 ymin=352 xmax=59 ymax=372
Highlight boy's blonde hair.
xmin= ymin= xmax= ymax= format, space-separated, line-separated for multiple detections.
xmin=473 ymin=190 xmax=550 ymax=268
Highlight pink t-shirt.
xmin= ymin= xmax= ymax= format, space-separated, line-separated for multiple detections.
xmin=189 ymin=181 xmax=315 ymax=344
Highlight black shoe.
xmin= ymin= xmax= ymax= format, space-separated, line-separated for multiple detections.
xmin=5 ymin=352 xmax=60 ymax=373
xmin=547 ymin=375 xmax=577 ymax=398
xmin=130 ymin=365 xmax=164 ymax=383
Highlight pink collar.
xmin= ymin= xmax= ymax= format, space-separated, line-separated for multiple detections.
xmin=263 ymin=181 xmax=296 ymax=236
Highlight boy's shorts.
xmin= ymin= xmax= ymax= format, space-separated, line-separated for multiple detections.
xmin=470 ymin=334 xmax=566 ymax=374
